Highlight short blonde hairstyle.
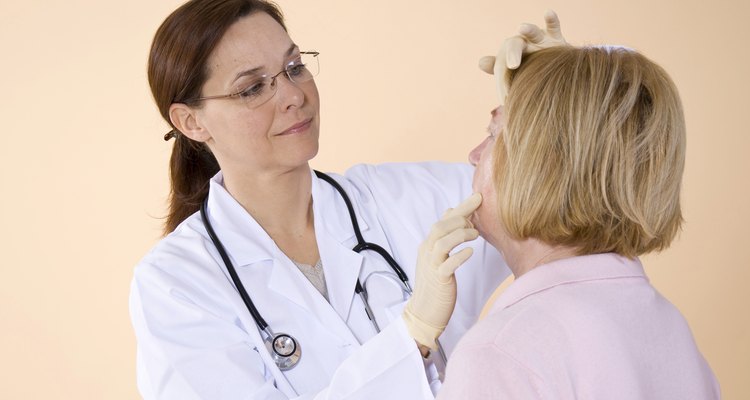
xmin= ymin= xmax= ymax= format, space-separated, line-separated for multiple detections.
xmin=497 ymin=46 xmax=686 ymax=257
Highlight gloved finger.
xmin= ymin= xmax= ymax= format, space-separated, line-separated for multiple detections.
xmin=445 ymin=193 xmax=483 ymax=219
xmin=426 ymin=215 xmax=475 ymax=246
xmin=478 ymin=55 xmax=495 ymax=74
xmin=437 ymin=247 xmax=474 ymax=281
xmin=436 ymin=215 xmax=475 ymax=234
xmin=431 ymin=228 xmax=479 ymax=265
xmin=441 ymin=208 xmax=453 ymax=218
xmin=519 ymin=23 xmax=545 ymax=44
xmin=543 ymin=10 xmax=564 ymax=41
xmin=501 ymin=36 xmax=526 ymax=70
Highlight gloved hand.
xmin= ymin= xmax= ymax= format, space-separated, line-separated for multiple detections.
xmin=478 ymin=10 xmax=568 ymax=104
xmin=402 ymin=193 xmax=482 ymax=350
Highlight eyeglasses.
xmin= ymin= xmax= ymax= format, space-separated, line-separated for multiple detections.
xmin=187 ymin=51 xmax=319 ymax=109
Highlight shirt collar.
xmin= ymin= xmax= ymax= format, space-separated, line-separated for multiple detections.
xmin=490 ymin=253 xmax=648 ymax=314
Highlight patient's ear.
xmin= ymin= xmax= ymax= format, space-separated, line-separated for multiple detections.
xmin=169 ymin=103 xmax=211 ymax=143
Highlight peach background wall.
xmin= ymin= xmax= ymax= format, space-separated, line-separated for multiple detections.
xmin=1 ymin=0 xmax=747 ymax=398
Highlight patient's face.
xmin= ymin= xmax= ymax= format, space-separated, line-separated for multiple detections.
xmin=468 ymin=106 xmax=505 ymax=245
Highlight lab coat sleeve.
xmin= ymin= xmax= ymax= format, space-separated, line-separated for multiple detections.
xmin=320 ymin=317 xmax=435 ymax=399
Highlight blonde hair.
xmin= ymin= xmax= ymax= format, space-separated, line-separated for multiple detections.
xmin=496 ymin=46 xmax=686 ymax=257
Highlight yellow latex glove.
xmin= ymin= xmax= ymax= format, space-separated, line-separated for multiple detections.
xmin=402 ymin=193 xmax=482 ymax=350
xmin=478 ymin=10 xmax=568 ymax=104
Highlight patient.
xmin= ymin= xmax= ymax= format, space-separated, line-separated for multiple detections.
xmin=438 ymin=46 xmax=720 ymax=399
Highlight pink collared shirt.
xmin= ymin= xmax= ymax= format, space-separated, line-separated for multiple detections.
xmin=438 ymin=253 xmax=720 ymax=399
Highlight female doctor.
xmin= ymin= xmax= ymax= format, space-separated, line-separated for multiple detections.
xmin=129 ymin=1 xmax=566 ymax=398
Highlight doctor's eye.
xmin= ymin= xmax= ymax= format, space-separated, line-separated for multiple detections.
xmin=237 ymin=80 xmax=268 ymax=99
xmin=287 ymin=62 xmax=308 ymax=78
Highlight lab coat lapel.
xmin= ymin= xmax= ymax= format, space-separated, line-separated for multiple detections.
xmin=311 ymin=171 xmax=369 ymax=322
xmin=318 ymin=231 xmax=363 ymax=321
xmin=266 ymin=251 xmax=318 ymax=315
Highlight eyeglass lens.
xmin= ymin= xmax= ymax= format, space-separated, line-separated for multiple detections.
xmin=238 ymin=53 xmax=319 ymax=109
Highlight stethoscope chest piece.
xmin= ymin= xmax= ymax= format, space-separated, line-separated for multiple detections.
xmin=265 ymin=333 xmax=301 ymax=371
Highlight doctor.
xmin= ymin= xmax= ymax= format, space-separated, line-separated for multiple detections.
xmin=129 ymin=0 xmax=566 ymax=398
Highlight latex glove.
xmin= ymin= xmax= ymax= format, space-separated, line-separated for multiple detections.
xmin=478 ymin=10 xmax=568 ymax=104
xmin=402 ymin=193 xmax=482 ymax=350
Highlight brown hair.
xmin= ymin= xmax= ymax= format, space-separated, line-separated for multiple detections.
xmin=496 ymin=46 xmax=686 ymax=257
xmin=148 ymin=0 xmax=286 ymax=235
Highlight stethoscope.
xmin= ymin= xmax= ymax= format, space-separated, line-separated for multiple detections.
xmin=201 ymin=170 xmax=447 ymax=372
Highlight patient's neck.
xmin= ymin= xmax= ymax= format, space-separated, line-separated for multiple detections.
xmin=500 ymin=237 xmax=579 ymax=278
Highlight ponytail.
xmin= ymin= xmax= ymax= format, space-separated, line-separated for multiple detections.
xmin=149 ymin=0 xmax=287 ymax=235
xmin=164 ymin=134 xmax=220 ymax=235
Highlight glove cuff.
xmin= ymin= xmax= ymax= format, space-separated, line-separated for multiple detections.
xmin=401 ymin=305 xmax=443 ymax=350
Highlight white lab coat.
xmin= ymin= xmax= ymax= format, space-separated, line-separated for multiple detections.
xmin=130 ymin=162 xmax=509 ymax=399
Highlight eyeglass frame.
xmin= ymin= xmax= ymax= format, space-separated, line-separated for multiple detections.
xmin=183 ymin=51 xmax=319 ymax=108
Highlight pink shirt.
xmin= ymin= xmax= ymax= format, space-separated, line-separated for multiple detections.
xmin=438 ymin=253 xmax=720 ymax=399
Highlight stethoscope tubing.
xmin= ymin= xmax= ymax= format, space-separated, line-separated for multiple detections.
xmin=200 ymin=198 xmax=271 ymax=331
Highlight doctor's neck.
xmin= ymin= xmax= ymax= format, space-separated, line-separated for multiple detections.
xmin=222 ymin=164 xmax=315 ymax=238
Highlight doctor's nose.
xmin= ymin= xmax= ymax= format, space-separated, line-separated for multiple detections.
xmin=275 ymin=74 xmax=306 ymax=110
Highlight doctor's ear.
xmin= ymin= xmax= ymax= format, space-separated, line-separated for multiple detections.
xmin=169 ymin=103 xmax=211 ymax=143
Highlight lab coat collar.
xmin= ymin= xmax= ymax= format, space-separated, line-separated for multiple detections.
xmin=489 ymin=253 xmax=647 ymax=314
xmin=309 ymin=168 xmax=370 ymax=243
xmin=204 ymin=172 xmax=276 ymax=267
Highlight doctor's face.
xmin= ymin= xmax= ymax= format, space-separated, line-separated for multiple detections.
xmin=468 ymin=106 xmax=505 ymax=246
xmin=192 ymin=12 xmax=320 ymax=175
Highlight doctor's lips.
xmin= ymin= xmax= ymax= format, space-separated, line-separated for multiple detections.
xmin=278 ymin=118 xmax=313 ymax=136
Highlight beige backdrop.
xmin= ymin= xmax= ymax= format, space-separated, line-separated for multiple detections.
xmin=1 ymin=0 xmax=747 ymax=398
